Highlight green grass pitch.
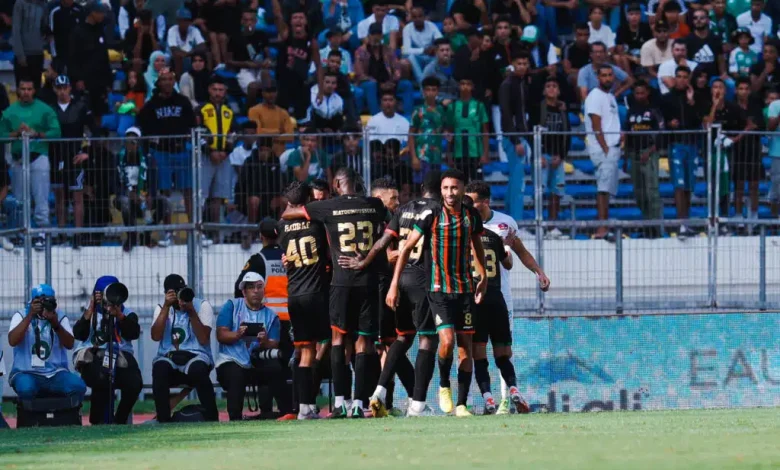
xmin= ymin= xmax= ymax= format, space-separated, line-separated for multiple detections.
xmin=1 ymin=408 xmax=778 ymax=469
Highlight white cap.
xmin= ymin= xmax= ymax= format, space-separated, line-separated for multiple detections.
xmin=239 ymin=272 xmax=265 ymax=290
xmin=125 ymin=126 xmax=142 ymax=137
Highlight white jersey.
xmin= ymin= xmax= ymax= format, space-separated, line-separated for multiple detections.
xmin=483 ymin=209 xmax=518 ymax=313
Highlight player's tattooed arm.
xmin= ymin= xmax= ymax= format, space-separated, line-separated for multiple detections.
xmin=338 ymin=232 xmax=396 ymax=270
xmin=509 ymin=237 xmax=550 ymax=291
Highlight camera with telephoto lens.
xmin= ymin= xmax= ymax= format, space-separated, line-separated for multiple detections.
xmin=253 ymin=349 xmax=280 ymax=360
xmin=177 ymin=286 xmax=195 ymax=303
xmin=40 ymin=296 xmax=57 ymax=312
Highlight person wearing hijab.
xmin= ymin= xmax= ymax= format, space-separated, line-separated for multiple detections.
xmin=144 ymin=51 xmax=180 ymax=100
xmin=72 ymin=276 xmax=142 ymax=425
xmin=179 ymin=51 xmax=211 ymax=108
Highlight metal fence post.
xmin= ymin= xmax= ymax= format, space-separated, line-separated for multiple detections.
xmin=362 ymin=126 xmax=372 ymax=194
xmin=22 ymin=133 xmax=32 ymax=300
xmin=759 ymin=224 xmax=766 ymax=311
xmin=706 ymin=125 xmax=719 ymax=309
xmin=533 ymin=126 xmax=544 ymax=315
xmin=615 ymin=226 xmax=623 ymax=314
xmin=190 ymin=129 xmax=203 ymax=295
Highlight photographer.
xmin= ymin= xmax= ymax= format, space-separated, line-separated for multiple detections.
xmin=216 ymin=272 xmax=287 ymax=421
xmin=72 ymin=276 xmax=143 ymax=425
xmin=7 ymin=284 xmax=86 ymax=402
xmin=150 ymin=274 xmax=218 ymax=423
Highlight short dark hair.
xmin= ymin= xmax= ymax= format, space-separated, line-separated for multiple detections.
xmin=380 ymin=89 xmax=397 ymax=99
xmin=334 ymin=166 xmax=362 ymax=189
xmin=323 ymin=71 xmax=339 ymax=81
xmin=243 ymin=7 xmax=257 ymax=15
xmin=512 ymin=50 xmax=531 ymax=62
xmin=735 ymin=76 xmax=752 ymax=88
xmin=633 ymin=79 xmax=650 ymax=90
xmin=590 ymin=41 xmax=607 ymax=52
xmin=433 ymin=37 xmax=451 ymax=48
xmin=462 ymin=194 xmax=474 ymax=208
xmin=371 ymin=178 xmax=397 ymax=194
xmin=422 ymin=170 xmax=442 ymax=196
xmin=672 ymin=39 xmax=687 ymax=48
xmin=464 ymin=180 xmax=491 ymax=201
xmin=589 ymin=5 xmax=604 ymax=14
xmin=675 ymin=65 xmax=692 ymax=75
xmin=284 ymin=180 xmax=311 ymax=206
xmin=494 ymin=15 xmax=512 ymax=26
xmin=441 ymin=168 xmax=466 ymax=184
xmin=421 ymin=76 xmax=441 ymax=88
xmin=663 ymin=1 xmax=682 ymax=11
xmin=575 ymin=22 xmax=590 ymax=32
xmin=310 ymin=178 xmax=330 ymax=193
xmin=597 ymin=64 xmax=613 ymax=74
xmin=328 ymin=50 xmax=342 ymax=58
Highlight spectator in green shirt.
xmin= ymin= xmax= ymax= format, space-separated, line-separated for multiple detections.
xmin=442 ymin=16 xmax=468 ymax=50
xmin=0 ymin=77 xmax=61 ymax=248
xmin=410 ymin=76 xmax=447 ymax=182
xmin=286 ymin=130 xmax=333 ymax=184
xmin=447 ymin=76 xmax=489 ymax=182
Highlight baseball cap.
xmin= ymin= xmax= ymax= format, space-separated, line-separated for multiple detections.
xmin=731 ymin=27 xmax=755 ymax=45
xmin=239 ymin=272 xmax=266 ymax=291
xmin=31 ymin=283 xmax=55 ymax=299
xmin=83 ymin=1 xmax=107 ymax=15
xmin=176 ymin=8 xmax=192 ymax=20
xmin=54 ymin=75 xmax=70 ymax=87
xmin=163 ymin=274 xmax=187 ymax=293
xmin=654 ymin=20 xmax=670 ymax=31
xmin=520 ymin=25 xmax=538 ymax=43
xmin=125 ymin=126 xmax=142 ymax=137
xmin=368 ymin=22 xmax=383 ymax=36
xmin=259 ymin=218 xmax=279 ymax=239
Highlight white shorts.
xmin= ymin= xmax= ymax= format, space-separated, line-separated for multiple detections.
xmin=237 ymin=69 xmax=261 ymax=94
xmin=770 ymin=159 xmax=780 ymax=203
xmin=590 ymin=146 xmax=621 ymax=196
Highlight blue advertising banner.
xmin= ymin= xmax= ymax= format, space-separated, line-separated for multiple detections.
xmin=513 ymin=313 xmax=780 ymax=412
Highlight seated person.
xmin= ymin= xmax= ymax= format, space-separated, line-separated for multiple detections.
xmin=324 ymin=51 xmax=357 ymax=125
xmin=72 ymin=276 xmax=142 ymax=425
xmin=402 ymin=6 xmax=443 ymax=82
xmin=308 ymin=72 xmax=345 ymax=132
xmin=7 ymin=284 xmax=86 ymax=402
xmin=167 ymin=8 xmax=207 ymax=78
xmin=216 ymin=272 xmax=285 ymax=421
xmin=150 ymin=274 xmax=218 ymax=423
xmin=286 ymin=129 xmax=333 ymax=183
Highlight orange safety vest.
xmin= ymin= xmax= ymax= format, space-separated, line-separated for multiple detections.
xmin=260 ymin=247 xmax=289 ymax=321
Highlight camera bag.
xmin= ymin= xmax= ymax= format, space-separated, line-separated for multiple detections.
xmin=16 ymin=395 xmax=82 ymax=428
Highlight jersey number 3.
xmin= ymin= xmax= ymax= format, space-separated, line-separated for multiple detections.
xmin=338 ymin=221 xmax=374 ymax=252
xmin=286 ymin=236 xmax=319 ymax=267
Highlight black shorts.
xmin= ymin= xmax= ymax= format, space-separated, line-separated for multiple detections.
xmin=288 ymin=290 xmax=331 ymax=345
xmin=51 ymin=158 xmax=85 ymax=191
xmin=0 ymin=154 xmax=8 ymax=189
xmin=473 ymin=291 xmax=512 ymax=345
xmin=428 ymin=291 xmax=475 ymax=334
xmin=399 ymin=269 xmax=430 ymax=335
xmin=378 ymin=275 xmax=396 ymax=343
xmin=329 ymin=284 xmax=378 ymax=337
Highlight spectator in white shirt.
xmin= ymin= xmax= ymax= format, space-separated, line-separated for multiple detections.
xmin=308 ymin=72 xmax=345 ymax=131
xmin=588 ymin=6 xmax=615 ymax=50
xmin=118 ymin=0 xmax=165 ymax=42
xmin=737 ymin=0 xmax=773 ymax=55
xmin=585 ymin=64 xmax=622 ymax=240
xmin=402 ymin=6 xmax=442 ymax=82
xmin=658 ymin=39 xmax=698 ymax=94
xmin=366 ymin=90 xmax=410 ymax=144
xmin=167 ymin=9 xmax=206 ymax=78
xmin=357 ymin=1 xmax=400 ymax=50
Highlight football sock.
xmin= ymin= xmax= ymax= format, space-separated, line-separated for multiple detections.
xmin=413 ymin=348 xmax=436 ymax=402
xmin=495 ymin=356 xmax=517 ymax=388
xmin=438 ymin=355 xmax=453 ymax=388
xmin=331 ymin=345 xmax=349 ymax=402
xmin=474 ymin=358 xmax=491 ymax=396
xmin=457 ymin=367 xmax=472 ymax=407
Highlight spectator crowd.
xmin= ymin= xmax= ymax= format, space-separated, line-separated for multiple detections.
xmin=0 ymin=0 xmax=779 ymax=249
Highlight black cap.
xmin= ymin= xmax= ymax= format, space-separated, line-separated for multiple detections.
xmin=164 ymin=274 xmax=186 ymax=293
xmin=662 ymin=1 xmax=681 ymax=12
xmin=654 ymin=20 xmax=670 ymax=31
xmin=83 ymin=1 xmax=107 ymax=15
xmin=259 ymin=218 xmax=279 ymax=239
xmin=368 ymin=22 xmax=383 ymax=36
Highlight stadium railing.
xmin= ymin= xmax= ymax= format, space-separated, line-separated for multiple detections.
xmin=0 ymin=126 xmax=778 ymax=321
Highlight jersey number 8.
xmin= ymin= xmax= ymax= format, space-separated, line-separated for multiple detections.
xmin=285 ymin=236 xmax=320 ymax=267
xmin=338 ymin=221 xmax=374 ymax=252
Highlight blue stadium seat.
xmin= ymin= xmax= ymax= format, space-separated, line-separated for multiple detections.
xmin=234 ymin=116 xmax=249 ymax=126
xmin=215 ymin=69 xmax=237 ymax=79
xmin=568 ymin=112 xmax=581 ymax=127
xmin=609 ymin=207 xmax=642 ymax=220
xmin=115 ymin=70 xmax=127 ymax=83
xmin=566 ymin=184 xmax=596 ymax=198
xmin=615 ymin=183 xmax=634 ymax=198
xmin=571 ymin=158 xmax=594 ymax=174
xmin=763 ymin=157 xmax=771 ymax=170
xmin=482 ymin=161 xmax=509 ymax=174
xmin=659 ymin=182 xmax=674 ymax=198
xmin=570 ymin=136 xmax=585 ymax=152
xmin=693 ymin=181 xmax=708 ymax=198
xmin=0 ymin=51 xmax=13 ymax=62
xmin=491 ymin=185 xmax=507 ymax=201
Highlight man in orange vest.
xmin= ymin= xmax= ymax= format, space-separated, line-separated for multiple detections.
xmin=234 ymin=218 xmax=294 ymax=419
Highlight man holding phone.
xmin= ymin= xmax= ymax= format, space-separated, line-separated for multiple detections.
xmin=216 ymin=272 xmax=287 ymax=421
